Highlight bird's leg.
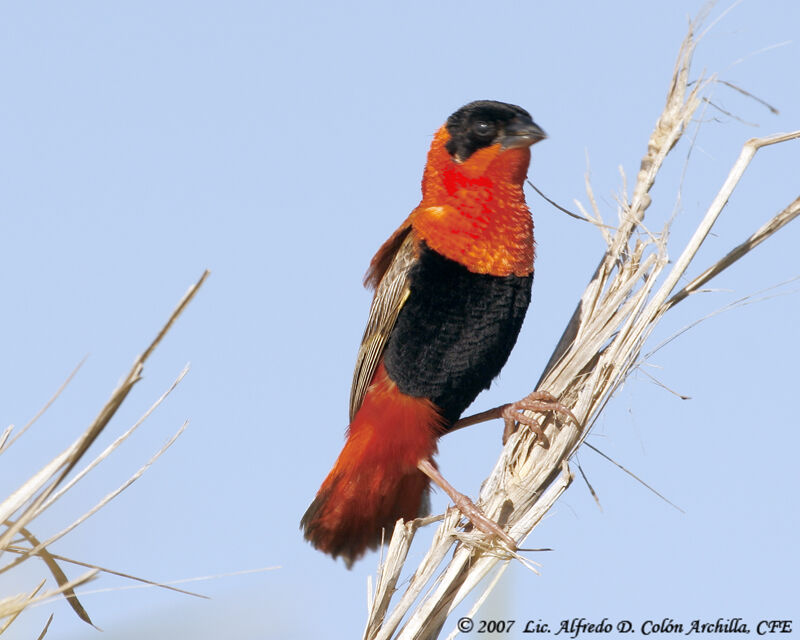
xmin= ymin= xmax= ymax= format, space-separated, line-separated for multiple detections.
xmin=451 ymin=391 xmax=579 ymax=446
xmin=449 ymin=405 xmax=507 ymax=432
xmin=500 ymin=390 xmax=579 ymax=447
xmin=417 ymin=458 xmax=516 ymax=549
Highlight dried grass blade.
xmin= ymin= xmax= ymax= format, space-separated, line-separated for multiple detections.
xmin=443 ymin=562 xmax=510 ymax=640
xmin=7 ymin=421 xmax=189 ymax=570
xmin=666 ymin=193 xmax=800 ymax=310
xmin=0 ymin=427 xmax=12 ymax=452
xmin=0 ymin=571 xmax=97 ymax=621
xmin=641 ymin=133 xmax=800 ymax=324
xmin=16 ymin=526 xmax=96 ymax=628
xmin=34 ymin=613 xmax=53 ymax=640
xmin=0 ymin=580 xmax=44 ymax=634
xmin=0 ymin=271 xmax=208 ymax=559
xmin=54 ymin=269 xmax=209 ymax=492
xmin=0 ymin=358 xmax=86 ymax=456
xmin=5 ymin=546 xmax=208 ymax=599
xmin=39 ymin=365 xmax=190 ymax=515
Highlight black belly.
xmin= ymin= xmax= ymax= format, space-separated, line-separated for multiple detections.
xmin=383 ymin=244 xmax=532 ymax=425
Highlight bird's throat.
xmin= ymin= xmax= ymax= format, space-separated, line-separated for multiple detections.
xmin=411 ymin=127 xmax=534 ymax=277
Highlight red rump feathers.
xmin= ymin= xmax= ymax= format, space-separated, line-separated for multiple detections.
xmin=300 ymin=364 xmax=444 ymax=566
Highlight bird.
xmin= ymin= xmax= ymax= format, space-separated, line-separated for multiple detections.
xmin=301 ymin=100 xmax=570 ymax=567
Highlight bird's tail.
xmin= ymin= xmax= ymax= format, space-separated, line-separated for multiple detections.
xmin=301 ymin=363 xmax=444 ymax=567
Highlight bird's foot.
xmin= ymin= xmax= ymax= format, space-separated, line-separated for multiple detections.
xmin=501 ymin=391 xmax=579 ymax=446
xmin=417 ymin=458 xmax=515 ymax=549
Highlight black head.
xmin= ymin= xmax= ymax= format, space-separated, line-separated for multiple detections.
xmin=444 ymin=100 xmax=546 ymax=163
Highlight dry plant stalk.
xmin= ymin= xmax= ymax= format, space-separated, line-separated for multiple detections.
xmin=363 ymin=17 xmax=800 ymax=640
xmin=0 ymin=270 xmax=209 ymax=636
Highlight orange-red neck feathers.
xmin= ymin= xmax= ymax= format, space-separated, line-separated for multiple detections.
xmin=410 ymin=126 xmax=534 ymax=277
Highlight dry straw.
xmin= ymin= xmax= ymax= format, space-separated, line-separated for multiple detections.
xmin=0 ymin=271 xmax=209 ymax=637
xmin=363 ymin=14 xmax=800 ymax=640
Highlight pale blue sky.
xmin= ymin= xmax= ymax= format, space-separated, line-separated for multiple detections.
xmin=2 ymin=2 xmax=798 ymax=639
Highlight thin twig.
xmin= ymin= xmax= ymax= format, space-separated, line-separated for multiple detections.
xmin=527 ymin=180 xmax=615 ymax=229
xmin=583 ymin=443 xmax=684 ymax=513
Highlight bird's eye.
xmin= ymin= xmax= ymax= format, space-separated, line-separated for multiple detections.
xmin=472 ymin=120 xmax=494 ymax=138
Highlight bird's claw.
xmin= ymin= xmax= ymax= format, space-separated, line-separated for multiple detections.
xmin=418 ymin=458 xmax=515 ymax=549
xmin=448 ymin=495 xmax=517 ymax=549
xmin=501 ymin=391 xmax=579 ymax=446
